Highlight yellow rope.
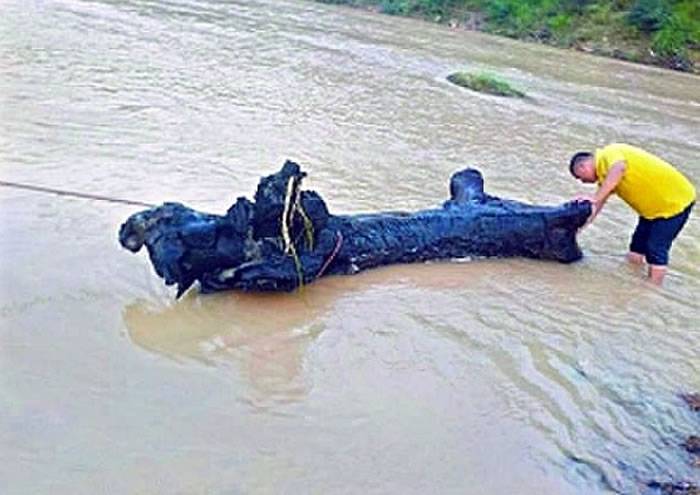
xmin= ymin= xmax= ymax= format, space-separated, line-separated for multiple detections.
xmin=289 ymin=241 xmax=304 ymax=289
xmin=281 ymin=177 xmax=295 ymax=255
xmin=280 ymin=176 xmax=308 ymax=289
xmin=296 ymin=195 xmax=315 ymax=251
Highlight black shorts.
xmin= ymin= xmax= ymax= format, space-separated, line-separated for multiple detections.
xmin=629 ymin=202 xmax=694 ymax=266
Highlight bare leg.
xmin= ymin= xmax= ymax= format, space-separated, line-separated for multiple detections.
xmin=648 ymin=265 xmax=667 ymax=285
xmin=626 ymin=252 xmax=645 ymax=264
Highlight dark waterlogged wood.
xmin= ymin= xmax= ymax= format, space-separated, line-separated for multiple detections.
xmin=682 ymin=393 xmax=700 ymax=412
xmin=119 ymin=161 xmax=591 ymax=297
xmin=645 ymin=393 xmax=700 ymax=494
xmin=684 ymin=436 xmax=700 ymax=455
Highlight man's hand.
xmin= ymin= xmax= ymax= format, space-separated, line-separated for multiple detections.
xmin=571 ymin=195 xmax=599 ymax=229
xmin=572 ymin=160 xmax=625 ymax=229
xmin=583 ymin=201 xmax=600 ymax=227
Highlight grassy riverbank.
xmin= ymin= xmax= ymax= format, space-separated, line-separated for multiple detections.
xmin=318 ymin=0 xmax=700 ymax=73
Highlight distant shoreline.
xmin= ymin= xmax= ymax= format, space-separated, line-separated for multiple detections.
xmin=315 ymin=1 xmax=699 ymax=75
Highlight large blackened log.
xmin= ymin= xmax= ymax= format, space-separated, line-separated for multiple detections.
xmin=119 ymin=161 xmax=591 ymax=297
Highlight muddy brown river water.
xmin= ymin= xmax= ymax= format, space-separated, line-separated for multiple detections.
xmin=1 ymin=1 xmax=699 ymax=493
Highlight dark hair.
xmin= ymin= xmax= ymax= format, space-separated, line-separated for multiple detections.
xmin=569 ymin=151 xmax=593 ymax=177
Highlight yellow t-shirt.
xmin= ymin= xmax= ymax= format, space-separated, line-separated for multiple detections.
xmin=596 ymin=143 xmax=696 ymax=219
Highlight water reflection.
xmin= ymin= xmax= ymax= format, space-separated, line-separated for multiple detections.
xmin=122 ymin=259 xmax=623 ymax=402
xmin=123 ymin=291 xmax=327 ymax=403
xmin=121 ymin=262 xmax=487 ymax=400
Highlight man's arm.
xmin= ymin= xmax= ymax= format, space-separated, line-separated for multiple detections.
xmin=588 ymin=161 xmax=626 ymax=222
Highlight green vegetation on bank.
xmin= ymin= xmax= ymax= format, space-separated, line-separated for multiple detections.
xmin=319 ymin=0 xmax=700 ymax=72
xmin=447 ymin=72 xmax=526 ymax=97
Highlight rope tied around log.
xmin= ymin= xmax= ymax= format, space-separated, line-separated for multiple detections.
xmin=315 ymin=231 xmax=343 ymax=280
xmin=280 ymin=175 xmax=316 ymax=289
xmin=0 ymin=180 xmax=155 ymax=208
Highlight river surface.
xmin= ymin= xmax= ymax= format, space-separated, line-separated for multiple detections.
xmin=1 ymin=1 xmax=699 ymax=493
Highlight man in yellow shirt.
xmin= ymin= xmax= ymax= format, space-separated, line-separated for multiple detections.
xmin=569 ymin=143 xmax=695 ymax=284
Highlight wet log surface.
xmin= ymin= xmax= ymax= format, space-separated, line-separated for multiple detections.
xmin=119 ymin=161 xmax=591 ymax=296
